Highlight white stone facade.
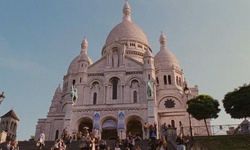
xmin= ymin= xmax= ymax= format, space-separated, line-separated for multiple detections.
xmin=35 ymin=2 xmax=209 ymax=141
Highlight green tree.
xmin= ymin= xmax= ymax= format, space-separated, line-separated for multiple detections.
xmin=223 ymin=83 xmax=250 ymax=119
xmin=187 ymin=94 xmax=220 ymax=136
xmin=29 ymin=135 xmax=35 ymax=141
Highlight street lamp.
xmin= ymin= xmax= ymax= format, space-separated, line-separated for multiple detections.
xmin=0 ymin=92 xmax=5 ymax=105
xmin=183 ymin=84 xmax=193 ymax=140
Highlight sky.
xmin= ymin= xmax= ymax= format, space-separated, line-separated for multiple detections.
xmin=0 ymin=0 xmax=250 ymax=141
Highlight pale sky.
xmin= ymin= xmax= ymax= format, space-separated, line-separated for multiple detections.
xmin=0 ymin=0 xmax=250 ymax=141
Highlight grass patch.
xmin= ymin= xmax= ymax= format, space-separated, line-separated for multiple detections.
xmin=194 ymin=135 xmax=250 ymax=150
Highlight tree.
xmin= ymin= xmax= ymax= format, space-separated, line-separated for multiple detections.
xmin=187 ymin=94 xmax=220 ymax=136
xmin=223 ymin=83 xmax=250 ymax=119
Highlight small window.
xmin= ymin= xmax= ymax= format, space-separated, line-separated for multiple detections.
xmin=10 ymin=122 xmax=13 ymax=130
xmin=156 ymin=77 xmax=159 ymax=84
xmin=133 ymin=91 xmax=137 ymax=103
xmin=168 ymin=75 xmax=171 ymax=85
xmin=80 ymin=78 xmax=82 ymax=83
xmin=148 ymin=74 xmax=150 ymax=80
xmin=130 ymin=43 xmax=135 ymax=46
xmin=112 ymin=79 xmax=118 ymax=100
xmin=171 ymin=120 xmax=175 ymax=127
xmin=93 ymin=93 xmax=97 ymax=104
xmin=176 ymin=76 xmax=178 ymax=86
xmin=164 ymin=75 xmax=167 ymax=85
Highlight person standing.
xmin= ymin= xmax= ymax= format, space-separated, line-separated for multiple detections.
xmin=11 ymin=141 xmax=19 ymax=150
xmin=39 ymin=131 xmax=45 ymax=150
xmin=61 ymin=127 xmax=68 ymax=140
xmin=126 ymin=132 xmax=134 ymax=150
xmin=2 ymin=140 xmax=12 ymax=150
xmin=149 ymin=124 xmax=157 ymax=150
xmin=143 ymin=122 xmax=148 ymax=139
xmin=176 ymin=133 xmax=188 ymax=150
xmin=93 ymin=127 xmax=99 ymax=141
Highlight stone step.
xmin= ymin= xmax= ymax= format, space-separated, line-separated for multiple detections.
xmin=0 ymin=140 xmax=152 ymax=150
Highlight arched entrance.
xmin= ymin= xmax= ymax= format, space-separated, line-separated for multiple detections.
xmin=102 ymin=119 xmax=117 ymax=140
xmin=126 ymin=116 xmax=143 ymax=139
xmin=78 ymin=117 xmax=93 ymax=134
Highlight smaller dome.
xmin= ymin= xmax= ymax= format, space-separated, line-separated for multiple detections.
xmin=67 ymin=54 xmax=93 ymax=73
xmin=67 ymin=56 xmax=79 ymax=73
xmin=154 ymin=32 xmax=180 ymax=69
xmin=144 ymin=48 xmax=153 ymax=58
xmin=79 ymin=53 xmax=92 ymax=63
xmin=67 ymin=37 xmax=93 ymax=73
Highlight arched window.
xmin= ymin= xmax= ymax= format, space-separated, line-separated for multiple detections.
xmin=10 ymin=122 xmax=13 ymax=130
xmin=112 ymin=78 xmax=118 ymax=100
xmin=2 ymin=122 xmax=5 ymax=129
xmin=6 ymin=121 xmax=9 ymax=130
xmin=176 ymin=76 xmax=179 ymax=86
xmin=168 ymin=75 xmax=172 ymax=85
xmin=171 ymin=120 xmax=175 ymax=127
xmin=13 ymin=123 xmax=17 ymax=131
xmin=93 ymin=92 xmax=97 ymax=105
xmin=179 ymin=77 xmax=182 ymax=86
xmin=164 ymin=75 xmax=167 ymax=85
xmin=133 ymin=91 xmax=138 ymax=103
xmin=156 ymin=77 xmax=159 ymax=84
xmin=131 ymin=80 xmax=139 ymax=88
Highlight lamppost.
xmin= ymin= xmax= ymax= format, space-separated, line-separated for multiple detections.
xmin=183 ymin=84 xmax=193 ymax=140
xmin=0 ymin=92 xmax=5 ymax=106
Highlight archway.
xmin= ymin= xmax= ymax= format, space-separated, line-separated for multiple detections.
xmin=78 ymin=117 xmax=93 ymax=134
xmin=102 ymin=119 xmax=118 ymax=140
xmin=126 ymin=116 xmax=143 ymax=139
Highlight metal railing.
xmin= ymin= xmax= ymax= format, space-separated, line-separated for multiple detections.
xmin=180 ymin=123 xmax=250 ymax=136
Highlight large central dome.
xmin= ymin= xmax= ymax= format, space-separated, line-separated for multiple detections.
xmin=104 ymin=1 xmax=148 ymax=47
xmin=105 ymin=20 xmax=148 ymax=46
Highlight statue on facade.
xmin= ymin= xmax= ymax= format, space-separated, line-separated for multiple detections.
xmin=147 ymin=81 xmax=154 ymax=98
xmin=71 ymin=80 xmax=78 ymax=105
xmin=112 ymin=50 xmax=119 ymax=67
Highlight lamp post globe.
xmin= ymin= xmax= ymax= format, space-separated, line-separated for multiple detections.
xmin=184 ymin=87 xmax=190 ymax=95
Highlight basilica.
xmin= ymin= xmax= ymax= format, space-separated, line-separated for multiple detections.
xmin=35 ymin=1 xmax=209 ymax=141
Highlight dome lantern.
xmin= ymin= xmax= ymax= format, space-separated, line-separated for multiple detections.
xmin=123 ymin=1 xmax=131 ymax=22
xmin=81 ymin=36 xmax=88 ymax=54
xmin=155 ymin=32 xmax=180 ymax=69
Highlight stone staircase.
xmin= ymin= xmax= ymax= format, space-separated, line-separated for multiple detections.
xmin=0 ymin=140 xmax=152 ymax=150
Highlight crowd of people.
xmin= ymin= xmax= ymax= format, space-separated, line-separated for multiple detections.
xmin=0 ymin=140 xmax=19 ymax=150
xmin=45 ymin=122 xmax=188 ymax=150
xmin=0 ymin=122 xmax=189 ymax=150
